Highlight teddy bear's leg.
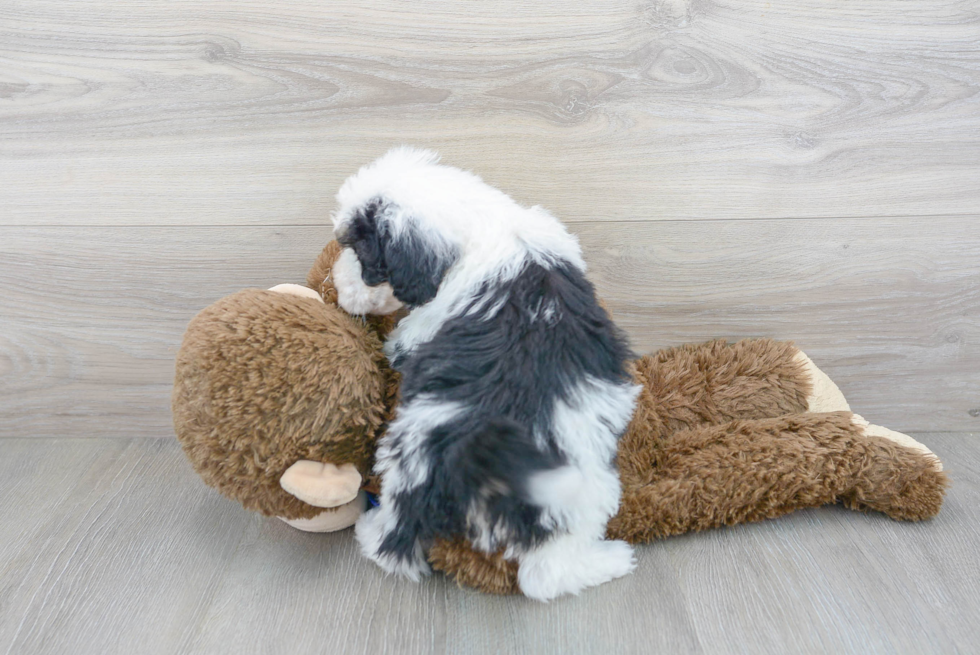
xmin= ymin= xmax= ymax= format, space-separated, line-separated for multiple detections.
xmin=633 ymin=339 xmax=838 ymax=438
xmin=849 ymin=414 xmax=942 ymax=469
xmin=608 ymin=412 xmax=947 ymax=544
xmin=620 ymin=339 xmax=841 ymax=474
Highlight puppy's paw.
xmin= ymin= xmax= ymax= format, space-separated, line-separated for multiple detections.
xmin=518 ymin=536 xmax=636 ymax=602
xmin=582 ymin=539 xmax=637 ymax=586
xmin=794 ymin=350 xmax=850 ymax=413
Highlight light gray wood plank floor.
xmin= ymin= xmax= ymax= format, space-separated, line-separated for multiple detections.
xmin=2 ymin=217 xmax=978 ymax=438
xmin=0 ymin=434 xmax=976 ymax=655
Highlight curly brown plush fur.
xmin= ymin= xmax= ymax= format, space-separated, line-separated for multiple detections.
xmin=173 ymin=242 xmax=400 ymax=520
xmin=429 ymin=339 xmax=948 ymax=594
xmin=172 ymin=289 xmax=391 ymax=519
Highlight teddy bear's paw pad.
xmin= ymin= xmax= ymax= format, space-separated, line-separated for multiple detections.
xmin=851 ymin=414 xmax=943 ymax=471
xmin=268 ymin=283 xmax=325 ymax=303
xmin=794 ymin=350 xmax=850 ymax=413
xmin=278 ymin=491 xmax=367 ymax=532
xmin=517 ymin=537 xmax=636 ymax=602
xmin=280 ymin=461 xmax=363 ymax=507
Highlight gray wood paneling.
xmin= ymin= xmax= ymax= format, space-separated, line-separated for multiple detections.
xmin=0 ymin=435 xmax=976 ymax=654
xmin=1 ymin=0 xmax=978 ymax=226
xmin=0 ymin=225 xmax=332 ymax=438
xmin=580 ymin=216 xmax=980 ymax=432
xmin=2 ymin=217 xmax=977 ymax=437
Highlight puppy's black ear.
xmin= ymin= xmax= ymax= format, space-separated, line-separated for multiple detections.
xmin=384 ymin=225 xmax=458 ymax=308
xmin=338 ymin=199 xmax=457 ymax=307
xmin=337 ymin=201 xmax=388 ymax=286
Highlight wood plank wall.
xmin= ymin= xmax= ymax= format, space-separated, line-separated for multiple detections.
xmin=1 ymin=0 xmax=978 ymax=435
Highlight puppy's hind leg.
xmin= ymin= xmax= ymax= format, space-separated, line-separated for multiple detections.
xmin=354 ymin=503 xmax=431 ymax=581
xmin=516 ymin=535 xmax=636 ymax=602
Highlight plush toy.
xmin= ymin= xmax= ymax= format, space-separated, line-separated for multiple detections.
xmin=172 ymin=241 xmax=947 ymax=595
xmin=172 ymin=242 xmax=396 ymax=532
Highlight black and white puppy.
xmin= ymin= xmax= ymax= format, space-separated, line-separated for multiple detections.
xmin=332 ymin=148 xmax=640 ymax=601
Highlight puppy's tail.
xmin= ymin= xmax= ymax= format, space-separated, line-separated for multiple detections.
xmin=443 ymin=417 xmax=562 ymax=500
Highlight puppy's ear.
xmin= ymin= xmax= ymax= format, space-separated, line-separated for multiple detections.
xmin=338 ymin=200 xmax=457 ymax=308
xmin=383 ymin=226 xmax=458 ymax=308
xmin=337 ymin=201 xmax=388 ymax=286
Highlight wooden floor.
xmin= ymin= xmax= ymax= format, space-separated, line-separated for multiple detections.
xmin=1 ymin=0 xmax=979 ymax=653
xmin=0 ymin=434 xmax=976 ymax=654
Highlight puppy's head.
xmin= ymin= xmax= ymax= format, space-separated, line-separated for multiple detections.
xmin=332 ymin=148 xmax=463 ymax=313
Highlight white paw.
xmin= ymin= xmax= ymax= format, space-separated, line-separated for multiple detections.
xmin=851 ymin=414 xmax=943 ymax=471
xmin=794 ymin=350 xmax=850 ymax=413
xmin=518 ymin=537 xmax=636 ymax=602
xmin=332 ymin=248 xmax=403 ymax=315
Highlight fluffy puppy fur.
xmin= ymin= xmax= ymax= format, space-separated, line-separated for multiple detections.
xmin=332 ymin=148 xmax=640 ymax=601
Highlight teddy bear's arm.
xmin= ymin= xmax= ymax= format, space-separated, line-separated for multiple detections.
xmin=631 ymin=339 xmax=849 ymax=441
xmin=429 ymin=537 xmax=521 ymax=595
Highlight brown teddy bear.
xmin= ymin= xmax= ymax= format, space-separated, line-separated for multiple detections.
xmin=172 ymin=242 xmax=396 ymax=531
xmin=172 ymin=242 xmax=947 ymax=595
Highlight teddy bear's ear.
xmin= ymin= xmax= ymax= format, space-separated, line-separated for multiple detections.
xmin=306 ymin=240 xmax=343 ymax=304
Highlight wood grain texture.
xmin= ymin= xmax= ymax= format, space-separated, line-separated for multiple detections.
xmin=0 ymin=434 xmax=976 ymax=654
xmin=2 ymin=217 xmax=977 ymax=437
xmin=2 ymin=2 xmax=977 ymax=650
xmin=581 ymin=216 xmax=980 ymax=432
xmin=1 ymin=0 xmax=978 ymax=225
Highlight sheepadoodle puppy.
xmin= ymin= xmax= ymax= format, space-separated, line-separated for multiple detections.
xmin=332 ymin=148 xmax=640 ymax=601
